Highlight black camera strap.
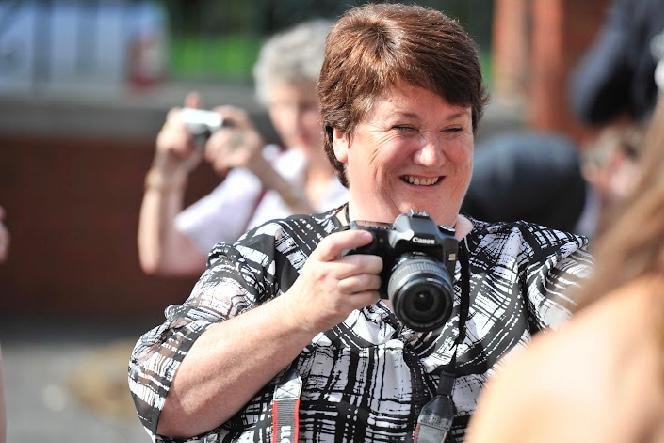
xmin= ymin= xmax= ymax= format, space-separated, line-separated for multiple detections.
xmin=412 ymin=244 xmax=470 ymax=443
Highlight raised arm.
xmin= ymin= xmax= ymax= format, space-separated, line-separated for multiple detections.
xmin=131 ymin=227 xmax=380 ymax=439
xmin=204 ymin=105 xmax=314 ymax=214
xmin=156 ymin=228 xmax=380 ymax=437
xmin=138 ymin=94 xmax=207 ymax=276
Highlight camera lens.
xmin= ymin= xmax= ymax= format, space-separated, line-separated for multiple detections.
xmin=386 ymin=255 xmax=454 ymax=332
xmin=413 ymin=290 xmax=436 ymax=312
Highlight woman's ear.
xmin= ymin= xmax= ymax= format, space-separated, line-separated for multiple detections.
xmin=332 ymin=128 xmax=350 ymax=164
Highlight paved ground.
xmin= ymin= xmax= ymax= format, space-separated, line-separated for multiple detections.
xmin=1 ymin=318 xmax=154 ymax=443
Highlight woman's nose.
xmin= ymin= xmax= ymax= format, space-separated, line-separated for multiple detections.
xmin=413 ymin=137 xmax=445 ymax=166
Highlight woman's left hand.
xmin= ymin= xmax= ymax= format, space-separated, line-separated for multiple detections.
xmin=203 ymin=105 xmax=265 ymax=177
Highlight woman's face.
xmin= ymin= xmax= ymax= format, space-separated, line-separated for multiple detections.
xmin=266 ymin=82 xmax=322 ymax=153
xmin=333 ymin=82 xmax=474 ymax=226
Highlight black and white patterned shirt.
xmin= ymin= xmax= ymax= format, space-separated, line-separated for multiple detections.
xmin=129 ymin=207 xmax=591 ymax=443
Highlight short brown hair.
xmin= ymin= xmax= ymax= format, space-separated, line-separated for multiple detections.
xmin=318 ymin=3 xmax=488 ymax=186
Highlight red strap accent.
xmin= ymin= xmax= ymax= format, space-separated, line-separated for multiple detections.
xmin=271 ymin=398 xmax=300 ymax=442
xmin=271 ymin=401 xmax=279 ymax=438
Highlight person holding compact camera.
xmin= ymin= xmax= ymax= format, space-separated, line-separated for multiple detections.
xmin=137 ymin=19 xmax=347 ymax=276
xmin=129 ymin=4 xmax=591 ymax=442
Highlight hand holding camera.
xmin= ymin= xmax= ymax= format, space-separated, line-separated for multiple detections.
xmin=153 ymin=91 xmax=263 ymax=178
xmin=153 ymin=93 xmax=212 ymax=175
xmin=190 ymin=105 xmax=266 ymax=178
xmin=345 ymin=211 xmax=459 ymax=332
xmin=282 ymin=227 xmax=382 ymax=335
xmin=180 ymin=108 xmax=235 ymax=146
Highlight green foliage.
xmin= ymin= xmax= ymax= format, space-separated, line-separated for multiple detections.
xmin=170 ymin=36 xmax=262 ymax=82
xmin=162 ymin=0 xmax=494 ymax=84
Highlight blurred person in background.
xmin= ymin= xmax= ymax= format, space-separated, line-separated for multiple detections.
xmin=138 ymin=20 xmax=346 ymax=276
xmin=569 ymin=0 xmax=661 ymax=237
xmin=577 ymin=123 xmax=645 ymax=237
xmin=465 ymin=46 xmax=664 ymax=443
xmin=570 ymin=0 xmax=664 ymax=127
xmin=129 ymin=4 xmax=591 ymax=442
xmin=461 ymin=131 xmax=588 ymax=234
xmin=460 ymin=127 xmax=644 ymax=240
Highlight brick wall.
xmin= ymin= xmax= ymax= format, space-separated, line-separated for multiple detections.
xmin=0 ymin=134 xmax=219 ymax=321
xmin=494 ymin=0 xmax=610 ymax=142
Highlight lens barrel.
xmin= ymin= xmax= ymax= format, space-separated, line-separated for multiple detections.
xmin=386 ymin=255 xmax=454 ymax=331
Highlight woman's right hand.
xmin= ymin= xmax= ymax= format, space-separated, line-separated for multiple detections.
xmin=283 ymin=229 xmax=383 ymax=334
xmin=153 ymin=92 xmax=204 ymax=174
xmin=203 ymin=105 xmax=265 ymax=178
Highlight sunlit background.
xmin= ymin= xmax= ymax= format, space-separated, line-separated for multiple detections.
xmin=0 ymin=0 xmax=608 ymax=441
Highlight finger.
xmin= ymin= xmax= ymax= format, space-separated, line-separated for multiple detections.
xmin=348 ymin=290 xmax=382 ymax=309
xmin=203 ymin=138 xmax=218 ymax=163
xmin=204 ymin=131 xmax=234 ymax=162
xmin=314 ymin=229 xmax=373 ymax=262
xmin=207 ymin=129 xmax=241 ymax=152
xmin=185 ymin=91 xmax=202 ymax=109
xmin=163 ymin=108 xmax=188 ymax=134
xmin=212 ymin=105 xmax=252 ymax=130
xmin=162 ymin=108 xmax=178 ymax=127
xmin=337 ymin=274 xmax=382 ymax=294
xmin=334 ymin=254 xmax=383 ymax=279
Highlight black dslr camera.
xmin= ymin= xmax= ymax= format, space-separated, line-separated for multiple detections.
xmin=346 ymin=211 xmax=458 ymax=332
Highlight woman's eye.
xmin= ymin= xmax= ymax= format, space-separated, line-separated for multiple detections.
xmin=393 ymin=125 xmax=417 ymax=133
xmin=443 ymin=127 xmax=463 ymax=133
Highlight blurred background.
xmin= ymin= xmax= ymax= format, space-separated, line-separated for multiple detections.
xmin=0 ymin=0 xmax=609 ymax=441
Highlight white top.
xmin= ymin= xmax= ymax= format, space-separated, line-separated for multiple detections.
xmin=174 ymin=146 xmax=348 ymax=254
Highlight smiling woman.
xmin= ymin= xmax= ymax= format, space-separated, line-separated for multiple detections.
xmin=331 ymin=82 xmax=474 ymax=226
xmin=129 ymin=4 xmax=592 ymax=443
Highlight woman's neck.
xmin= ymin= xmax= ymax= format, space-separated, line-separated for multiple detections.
xmin=454 ymin=214 xmax=473 ymax=240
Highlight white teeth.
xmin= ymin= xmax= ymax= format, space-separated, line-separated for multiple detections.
xmin=403 ymin=175 xmax=440 ymax=186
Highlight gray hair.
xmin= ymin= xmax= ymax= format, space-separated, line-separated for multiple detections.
xmin=252 ymin=19 xmax=332 ymax=105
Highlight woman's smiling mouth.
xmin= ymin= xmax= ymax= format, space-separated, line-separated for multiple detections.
xmin=401 ymin=175 xmax=442 ymax=186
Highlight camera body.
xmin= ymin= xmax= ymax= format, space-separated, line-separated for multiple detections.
xmin=346 ymin=211 xmax=458 ymax=332
xmin=180 ymin=108 xmax=234 ymax=142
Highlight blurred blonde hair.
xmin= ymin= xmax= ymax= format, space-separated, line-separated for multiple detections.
xmin=576 ymin=96 xmax=664 ymax=309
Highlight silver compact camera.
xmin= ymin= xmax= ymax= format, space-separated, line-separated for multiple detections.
xmin=180 ymin=108 xmax=234 ymax=142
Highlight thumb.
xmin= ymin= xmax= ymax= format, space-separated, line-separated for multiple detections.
xmin=314 ymin=229 xmax=373 ymax=262
xmin=185 ymin=91 xmax=202 ymax=109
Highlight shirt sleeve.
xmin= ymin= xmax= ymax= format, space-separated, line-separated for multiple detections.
xmin=128 ymin=223 xmax=281 ymax=441
xmin=174 ymin=169 xmax=262 ymax=254
xmin=520 ymin=226 xmax=593 ymax=331
xmin=174 ymin=145 xmax=284 ymax=254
